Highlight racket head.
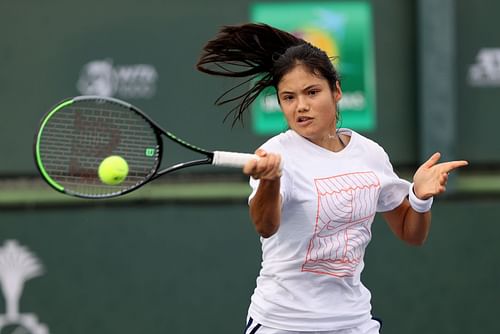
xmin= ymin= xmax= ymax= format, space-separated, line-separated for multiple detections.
xmin=34 ymin=96 xmax=163 ymax=198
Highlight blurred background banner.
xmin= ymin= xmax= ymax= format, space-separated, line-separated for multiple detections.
xmin=76 ymin=59 xmax=159 ymax=99
xmin=250 ymin=2 xmax=376 ymax=134
xmin=1 ymin=0 xmax=500 ymax=333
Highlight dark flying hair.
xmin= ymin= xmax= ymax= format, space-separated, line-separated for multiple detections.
xmin=196 ymin=23 xmax=339 ymax=125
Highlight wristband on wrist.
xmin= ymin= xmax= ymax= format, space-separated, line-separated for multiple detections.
xmin=408 ymin=183 xmax=433 ymax=213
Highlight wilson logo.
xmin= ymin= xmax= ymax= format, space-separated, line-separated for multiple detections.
xmin=145 ymin=148 xmax=156 ymax=157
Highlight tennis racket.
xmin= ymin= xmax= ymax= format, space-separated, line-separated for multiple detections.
xmin=34 ymin=95 xmax=259 ymax=199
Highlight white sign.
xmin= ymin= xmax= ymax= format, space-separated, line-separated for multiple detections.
xmin=77 ymin=59 xmax=159 ymax=98
xmin=468 ymin=48 xmax=500 ymax=86
xmin=0 ymin=240 xmax=49 ymax=334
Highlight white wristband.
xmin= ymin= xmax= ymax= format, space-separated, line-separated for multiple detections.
xmin=408 ymin=183 xmax=433 ymax=213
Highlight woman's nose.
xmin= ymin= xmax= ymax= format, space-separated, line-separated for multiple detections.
xmin=297 ymin=97 xmax=310 ymax=112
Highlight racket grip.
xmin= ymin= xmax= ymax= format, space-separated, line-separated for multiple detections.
xmin=212 ymin=151 xmax=259 ymax=168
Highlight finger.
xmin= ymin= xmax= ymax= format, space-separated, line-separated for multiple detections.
xmin=255 ymin=148 xmax=267 ymax=158
xmin=438 ymin=160 xmax=469 ymax=173
xmin=252 ymin=163 xmax=267 ymax=179
xmin=421 ymin=152 xmax=441 ymax=169
xmin=245 ymin=150 xmax=269 ymax=178
xmin=255 ymin=155 xmax=274 ymax=176
xmin=260 ymin=155 xmax=282 ymax=179
xmin=243 ymin=159 xmax=259 ymax=176
xmin=440 ymin=172 xmax=449 ymax=185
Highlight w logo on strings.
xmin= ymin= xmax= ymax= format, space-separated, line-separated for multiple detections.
xmin=302 ymin=172 xmax=380 ymax=277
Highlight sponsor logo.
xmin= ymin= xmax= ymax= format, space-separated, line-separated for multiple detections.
xmin=77 ymin=59 xmax=158 ymax=98
xmin=468 ymin=48 xmax=500 ymax=86
xmin=250 ymin=2 xmax=376 ymax=134
xmin=0 ymin=240 xmax=49 ymax=334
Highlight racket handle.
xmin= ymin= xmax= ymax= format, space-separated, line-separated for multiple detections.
xmin=212 ymin=151 xmax=259 ymax=168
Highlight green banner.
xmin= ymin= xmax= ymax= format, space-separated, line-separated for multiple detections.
xmin=250 ymin=2 xmax=376 ymax=134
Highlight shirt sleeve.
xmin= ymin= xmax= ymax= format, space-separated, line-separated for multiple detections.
xmin=376 ymin=150 xmax=411 ymax=212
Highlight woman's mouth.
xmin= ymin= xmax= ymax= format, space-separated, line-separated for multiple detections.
xmin=297 ymin=116 xmax=313 ymax=124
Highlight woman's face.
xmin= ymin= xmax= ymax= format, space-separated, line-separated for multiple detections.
xmin=277 ymin=65 xmax=342 ymax=148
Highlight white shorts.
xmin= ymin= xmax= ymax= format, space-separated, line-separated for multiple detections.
xmin=244 ymin=317 xmax=381 ymax=334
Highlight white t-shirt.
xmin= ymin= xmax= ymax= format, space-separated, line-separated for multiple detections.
xmin=247 ymin=129 xmax=410 ymax=331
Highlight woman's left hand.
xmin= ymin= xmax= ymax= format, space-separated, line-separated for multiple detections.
xmin=412 ymin=152 xmax=469 ymax=199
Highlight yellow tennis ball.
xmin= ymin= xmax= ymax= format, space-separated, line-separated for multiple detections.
xmin=98 ymin=155 xmax=129 ymax=185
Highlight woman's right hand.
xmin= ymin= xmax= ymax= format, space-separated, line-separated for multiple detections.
xmin=243 ymin=149 xmax=282 ymax=180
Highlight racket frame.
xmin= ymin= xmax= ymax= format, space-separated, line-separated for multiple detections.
xmin=34 ymin=96 xmax=216 ymax=198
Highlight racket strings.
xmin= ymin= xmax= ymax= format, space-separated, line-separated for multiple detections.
xmin=37 ymin=101 xmax=161 ymax=197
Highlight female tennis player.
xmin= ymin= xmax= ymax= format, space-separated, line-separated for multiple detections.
xmin=197 ymin=23 xmax=468 ymax=334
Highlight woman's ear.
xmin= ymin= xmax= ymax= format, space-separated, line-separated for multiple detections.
xmin=334 ymin=81 xmax=342 ymax=103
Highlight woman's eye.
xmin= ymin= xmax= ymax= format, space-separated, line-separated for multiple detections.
xmin=309 ymin=90 xmax=319 ymax=96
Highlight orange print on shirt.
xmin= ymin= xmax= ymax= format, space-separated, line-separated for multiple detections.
xmin=302 ymin=172 xmax=381 ymax=277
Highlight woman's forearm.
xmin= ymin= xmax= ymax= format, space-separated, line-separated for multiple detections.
xmin=249 ymin=178 xmax=281 ymax=238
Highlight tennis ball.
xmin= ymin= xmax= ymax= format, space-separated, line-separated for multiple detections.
xmin=98 ymin=155 xmax=129 ymax=185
